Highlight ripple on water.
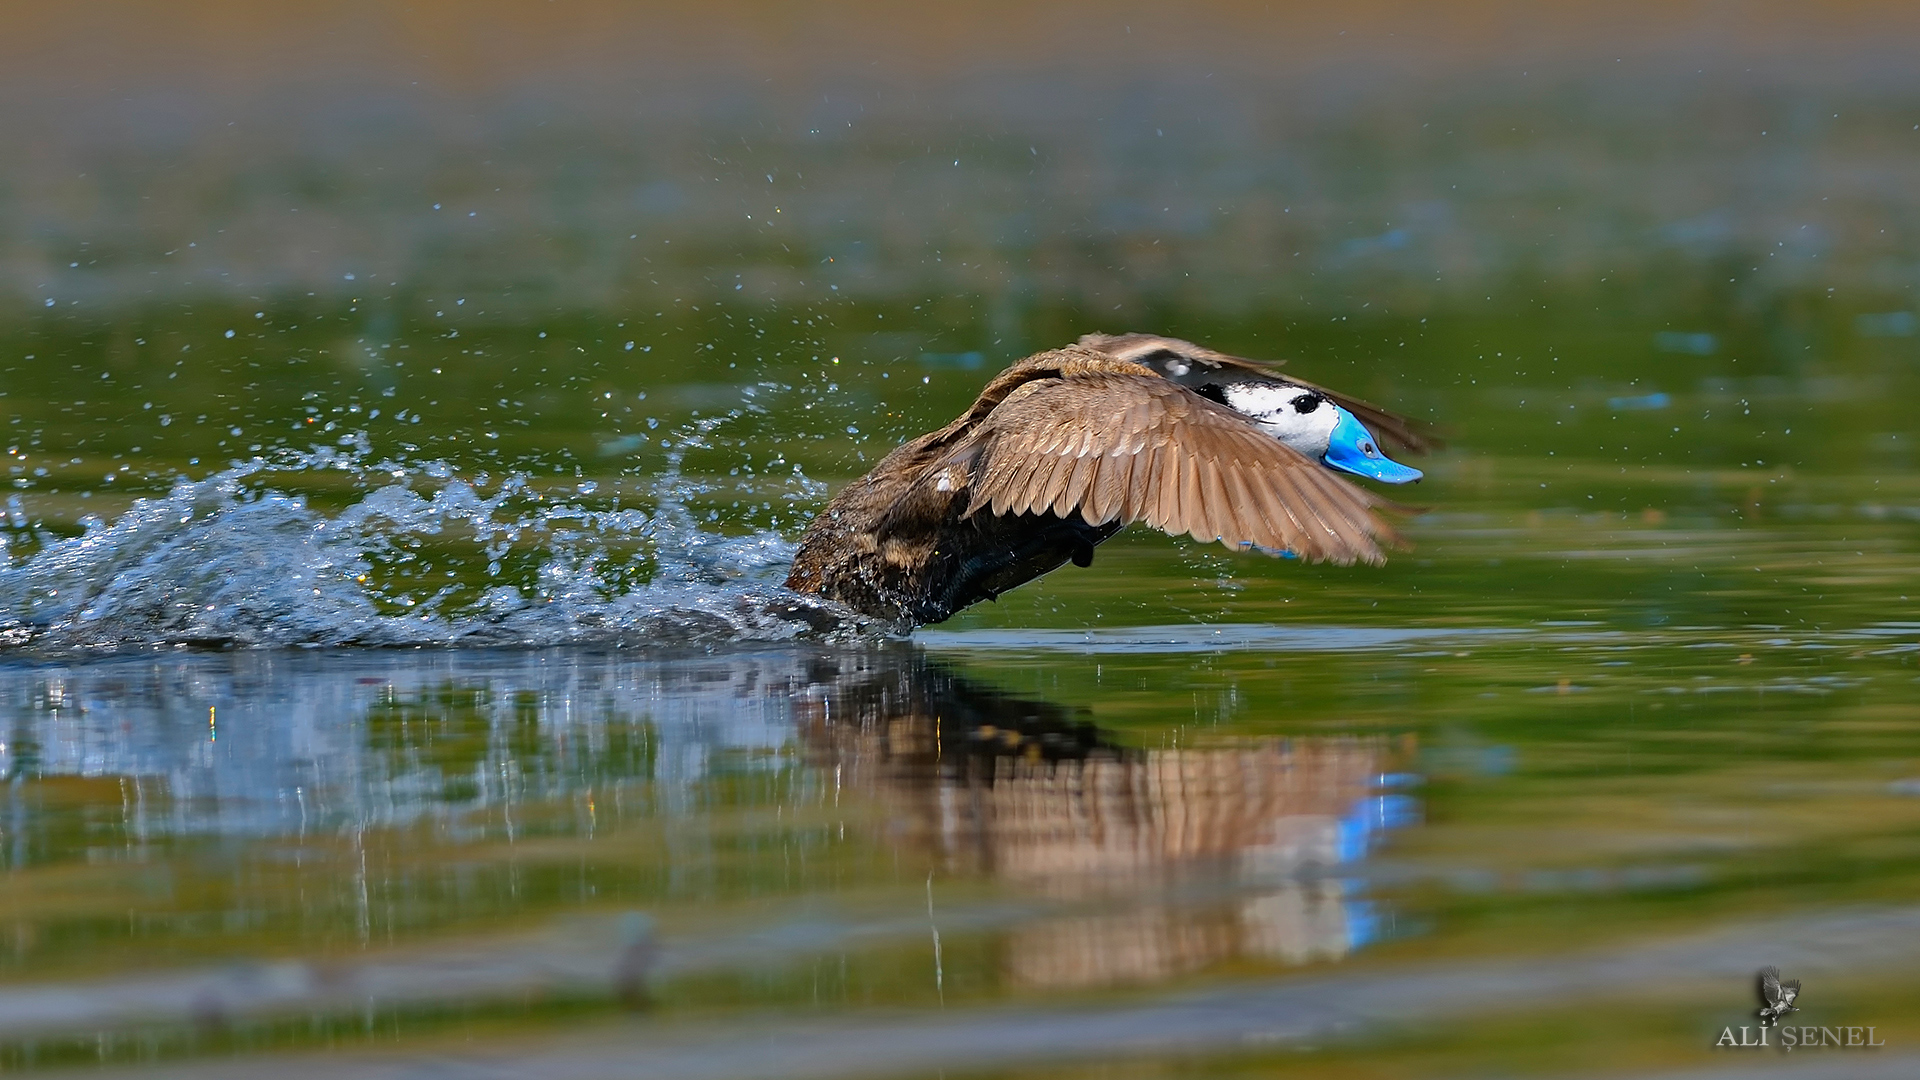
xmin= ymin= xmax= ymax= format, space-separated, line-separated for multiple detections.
xmin=918 ymin=623 xmax=1531 ymax=654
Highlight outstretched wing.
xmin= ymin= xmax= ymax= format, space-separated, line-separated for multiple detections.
xmin=1758 ymin=967 xmax=1783 ymax=1007
xmin=1780 ymin=979 xmax=1801 ymax=1005
xmin=1078 ymin=331 xmax=1441 ymax=455
xmin=951 ymin=372 xmax=1400 ymax=565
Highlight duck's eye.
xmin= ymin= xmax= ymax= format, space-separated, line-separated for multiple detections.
xmin=1291 ymin=395 xmax=1321 ymax=414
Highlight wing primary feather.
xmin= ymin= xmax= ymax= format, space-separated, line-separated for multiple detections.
xmin=1136 ymin=442 xmax=1163 ymax=527
xmin=1124 ymin=446 xmax=1153 ymax=521
xmin=1010 ymin=448 xmax=1048 ymax=516
xmin=1287 ymin=469 xmax=1351 ymax=553
xmin=1264 ymin=470 xmax=1317 ymax=557
xmin=1089 ymin=453 xmax=1126 ymax=525
xmin=1124 ymin=398 xmax=1151 ymax=454
xmin=1198 ymin=454 xmax=1224 ymax=544
xmin=1301 ymin=467 xmax=1380 ymax=560
xmin=1162 ymin=447 xmax=1185 ymax=539
xmin=1235 ymin=461 xmax=1294 ymax=553
xmin=1224 ymin=464 xmax=1275 ymax=551
xmin=1037 ymin=449 xmax=1074 ymax=516
xmin=1080 ymin=451 xmax=1108 ymax=523
xmin=984 ymin=450 xmax=1022 ymax=516
xmin=1182 ymin=450 xmax=1209 ymax=542
xmin=1266 ymin=467 xmax=1332 ymax=561
xmin=1003 ymin=451 xmax=1044 ymax=516
xmin=1056 ymin=449 xmax=1097 ymax=518
xmin=1171 ymin=444 xmax=1199 ymax=538
xmin=1151 ymin=444 xmax=1180 ymax=534
xmin=1200 ymin=456 xmax=1237 ymax=547
xmin=1219 ymin=452 xmax=1264 ymax=551
xmin=1288 ymin=469 xmax=1360 ymax=562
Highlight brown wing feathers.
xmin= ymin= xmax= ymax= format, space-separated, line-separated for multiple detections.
xmin=953 ymin=368 xmax=1397 ymax=565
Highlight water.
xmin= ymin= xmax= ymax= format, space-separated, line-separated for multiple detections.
xmin=0 ymin=443 xmax=853 ymax=649
xmin=5 ymin=5 xmax=1920 ymax=1077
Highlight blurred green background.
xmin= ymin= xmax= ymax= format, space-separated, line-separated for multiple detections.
xmin=2 ymin=3 xmax=1919 ymax=1077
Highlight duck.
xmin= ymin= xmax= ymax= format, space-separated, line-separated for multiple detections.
xmin=783 ymin=333 xmax=1433 ymax=628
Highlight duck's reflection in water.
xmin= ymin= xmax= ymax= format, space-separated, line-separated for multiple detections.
xmin=800 ymin=654 xmax=1419 ymax=989
xmin=0 ymin=645 xmax=1415 ymax=998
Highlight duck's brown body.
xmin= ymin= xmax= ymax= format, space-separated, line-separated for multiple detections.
xmin=784 ymin=335 xmax=1427 ymax=628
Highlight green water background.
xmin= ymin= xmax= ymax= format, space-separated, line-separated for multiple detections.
xmin=3 ymin=3 xmax=1920 ymax=1075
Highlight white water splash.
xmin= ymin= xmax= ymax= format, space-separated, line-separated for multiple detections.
xmin=0 ymin=432 xmax=872 ymax=650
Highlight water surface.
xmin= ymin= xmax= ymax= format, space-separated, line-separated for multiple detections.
xmin=4 ymin=5 xmax=1920 ymax=1076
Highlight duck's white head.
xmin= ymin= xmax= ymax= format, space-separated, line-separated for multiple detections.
xmin=1220 ymin=383 xmax=1422 ymax=484
xmin=1222 ymin=384 xmax=1339 ymax=451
